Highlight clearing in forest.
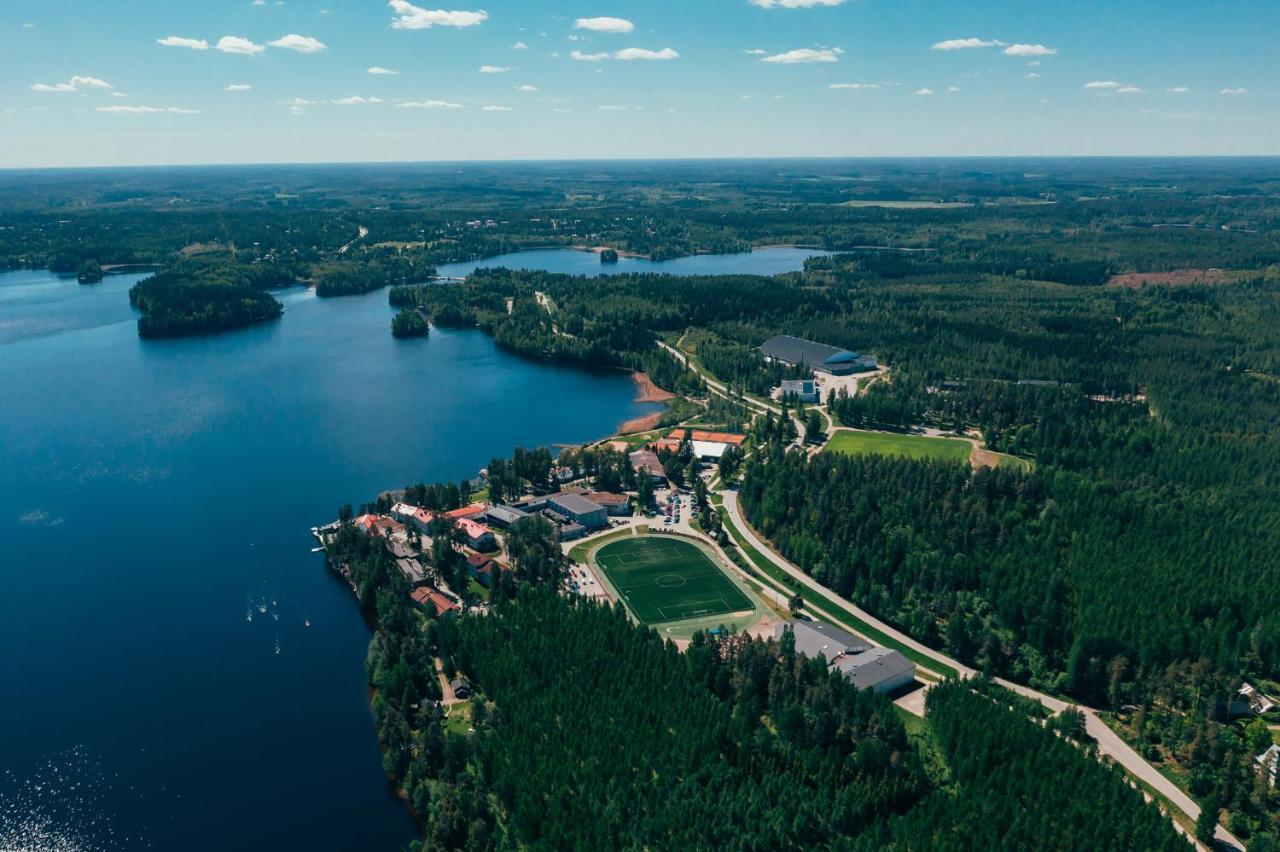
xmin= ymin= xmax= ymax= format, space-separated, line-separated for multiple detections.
xmin=825 ymin=429 xmax=973 ymax=463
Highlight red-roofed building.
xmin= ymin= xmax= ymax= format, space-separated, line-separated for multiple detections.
xmin=456 ymin=518 xmax=497 ymax=551
xmin=409 ymin=508 xmax=435 ymax=534
xmin=666 ymin=429 xmax=746 ymax=446
xmin=353 ymin=514 xmax=404 ymax=538
xmin=443 ymin=503 xmax=487 ymax=521
xmin=467 ymin=553 xmax=503 ymax=588
xmin=410 ymin=587 xmax=460 ymax=616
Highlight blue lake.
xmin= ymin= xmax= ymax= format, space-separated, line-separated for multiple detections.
xmin=434 ymin=246 xmax=830 ymax=278
xmin=0 ymin=269 xmax=661 ymax=851
xmin=0 ymin=247 xmax=812 ymax=849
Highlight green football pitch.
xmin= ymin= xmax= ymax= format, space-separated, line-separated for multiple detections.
xmin=594 ymin=536 xmax=754 ymax=626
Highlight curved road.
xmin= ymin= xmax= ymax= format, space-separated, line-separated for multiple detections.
xmin=719 ymin=488 xmax=1242 ymax=851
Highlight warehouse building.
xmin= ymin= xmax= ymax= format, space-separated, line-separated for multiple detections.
xmin=779 ymin=620 xmax=915 ymax=694
xmin=547 ymin=493 xmax=609 ymax=529
xmin=760 ymin=334 xmax=876 ymax=375
xmin=833 ymin=648 xmax=916 ymax=694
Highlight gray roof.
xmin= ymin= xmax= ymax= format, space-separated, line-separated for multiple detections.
xmin=783 ymin=620 xmax=869 ymax=662
xmin=485 ymin=504 xmax=530 ymax=525
xmin=781 ymin=378 xmax=816 ymax=392
xmin=548 ymin=493 xmax=605 ymax=516
xmin=760 ymin=334 xmax=862 ymax=368
xmin=834 ymin=648 xmax=915 ymax=691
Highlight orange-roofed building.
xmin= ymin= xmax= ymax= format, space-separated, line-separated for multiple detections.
xmin=443 ymin=503 xmax=487 ymax=521
xmin=410 ymin=587 xmax=460 ymax=616
xmin=666 ymin=429 xmax=746 ymax=446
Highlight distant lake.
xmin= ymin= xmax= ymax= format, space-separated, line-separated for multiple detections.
xmin=0 ymin=269 xmax=660 ymax=850
xmin=434 ymin=246 xmax=830 ymax=278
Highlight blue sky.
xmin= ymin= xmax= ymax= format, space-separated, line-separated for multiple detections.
xmin=1 ymin=0 xmax=1275 ymax=167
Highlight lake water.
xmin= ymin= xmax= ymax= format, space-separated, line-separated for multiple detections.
xmin=434 ymin=246 xmax=830 ymax=278
xmin=0 ymin=247 xmax=813 ymax=850
xmin=0 ymin=269 xmax=661 ymax=851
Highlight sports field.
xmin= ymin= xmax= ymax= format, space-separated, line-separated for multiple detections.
xmin=825 ymin=429 xmax=972 ymax=463
xmin=594 ymin=536 xmax=753 ymax=626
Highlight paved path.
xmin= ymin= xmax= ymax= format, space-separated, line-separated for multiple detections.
xmin=718 ymin=487 xmax=1244 ymax=851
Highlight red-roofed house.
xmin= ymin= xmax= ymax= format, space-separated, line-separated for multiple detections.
xmin=353 ymin=514 xmax=403 ymax=538
xmin=467 ymin=553 xmax=502 ymax=588
xmin=410 ymin=587 xmax=460 ymax=617
xmin=456 ymin=518 xmax=497 ymax=552
xmin=409 ymin=508 xmax=435 ymax=534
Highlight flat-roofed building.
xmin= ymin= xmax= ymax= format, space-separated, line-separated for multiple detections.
xmin=781 ymin=620 xmax=869 ymax=663
xmin=547 ymin=493 xmax=608 ymax=529
xmin=832 ymin=648 xmax=916 ymax=694
xmin=484 ymin=504 xmax=530 ymax=529
xmin=760 ymin=334 xmax=876 ymax=376
xmin=780 ymin=378 xmax=820 ymax=403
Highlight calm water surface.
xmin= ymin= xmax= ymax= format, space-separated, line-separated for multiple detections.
xmin=0 ymin=248 xmax=809 ymax=849
xmin=0 ymin=269 xmax=659 ymax=850
xmin=435 ymin=246 xmax=829 ymax=278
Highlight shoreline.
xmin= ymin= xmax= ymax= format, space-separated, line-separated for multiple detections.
xmin=631 ymin=371 xmax=676 ymax=403
xmin=618 ymin=411 xmax=663 ymax=434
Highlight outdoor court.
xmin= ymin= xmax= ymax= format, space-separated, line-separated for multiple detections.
xmin=593 ymin=535 xmax=753 ymax=626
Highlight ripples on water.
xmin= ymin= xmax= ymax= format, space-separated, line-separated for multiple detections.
xmin=0 ymin=747 xmax=150 ymax=850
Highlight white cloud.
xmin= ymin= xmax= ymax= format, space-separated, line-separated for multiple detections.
xmin=552 ymin=107 xmax=573 ymax=112
xmin=760 ymin=47 xmax=840 ymax=64
xmin=614 ymin=47 xmax=678 ymax=61
xmin=915 ymin=88 xmax=935 ymax=96
xmin=1221 ymin=87 xmax=1247 ymax=95
xmin=388 ymin=2 xmax=487 ymax=30
xmin=947 ymin=85 xmax=960 ymax=92
xmin=1117 ymin=85 xmax=1145 ymax=94
xmin=570 ymin=50 xmax=610 ymax=62
xmin=23 ymin=22 xmax=35 ymax=28
xmin=1084 ymin=80 xmax=1122 ymax=90
xmin=1168 ymin=86 xmax=1189 ymax=93
xmin=516 ymin=84 xmax=537 ymax=92
xmin=479 ymin=65 xmax=509 ymax=73
xmin=332 ymin=96 xmax=384 ymax=105
xmin=829 ymin=82 xmax=878 ymax=89
xmin=32 ymin=75 xmax=113 ymax=93
xmin=1027 ymin=60 xmax=1041 ymax=67
xmin=511 ymin=41 xmax=528 ymax=49
xmin=158 ymin=36 xmax=209 ymax=50
xmin=368 ymin=67 xmax=399 ymax=76
xmin=225 ymin=83 xmax=253 ymax=91
xmin=397 ymin=99 xmax=465 ymax=108
xmin=750 ymin=0 xmax=845 ymax=8
xmin=97 ymin=105 xmax=199 ymax=114
xmin=216 ymin=36 xmax=266 ymax=55
xmin=112 ymin=92 xmax=128 ymax=98
xmin=931 ymin=37 xmax=1000 ymax=51
xmin=598 ymin=104 xmax=626 ymax=110
xmin=1003 ymin=43 xmax=1056 ymax=56
xmin=574 ymin=16 xmax=634 ymax=33
xmin=743 ymin=48 xmax=767 ymax=55
xmin=269 ymin=34 xmax=327 ymax=53
xmin=1024 ymin=72 xmax=1041 ymax=79
xmin=482 ymin=104 xmax=512 ymax=111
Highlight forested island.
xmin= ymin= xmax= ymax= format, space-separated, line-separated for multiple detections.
xmin=128 ymin=268 xmax=285 ymax=338
xmin=391 ymin=308 xmax=430 ymax=339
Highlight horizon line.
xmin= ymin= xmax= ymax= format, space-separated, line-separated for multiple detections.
xmin=4 ymin=153 xmax=1280 ymax=174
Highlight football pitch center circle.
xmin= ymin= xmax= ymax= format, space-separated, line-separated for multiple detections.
xmin=653 ymin=573 xmax=686 ymax=589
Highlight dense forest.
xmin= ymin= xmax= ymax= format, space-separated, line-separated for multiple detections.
xmin=127 ymin=265 xmax=286 ymax=338
xmin=324 ymin=501 xmax=1187 ymax=851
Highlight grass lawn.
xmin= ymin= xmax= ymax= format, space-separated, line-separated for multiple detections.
xmin=566 ymin=526 xmax=634 ymax=563
xmin=825 ymin=429 xmax=972 ymax=463
xmin=594 ymin=536 xmax=752 ymax=626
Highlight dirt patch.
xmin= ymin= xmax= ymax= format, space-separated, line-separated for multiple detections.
xmin=970 ymin=447 xmax=1000 ymax=470
xmin=1106 ymin=268 xmax=1250 ymax=288
xmin=632 ymin=372 xmax=676 ymax=403
xmin=618 ymin=412 xmax=663 ymax=435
